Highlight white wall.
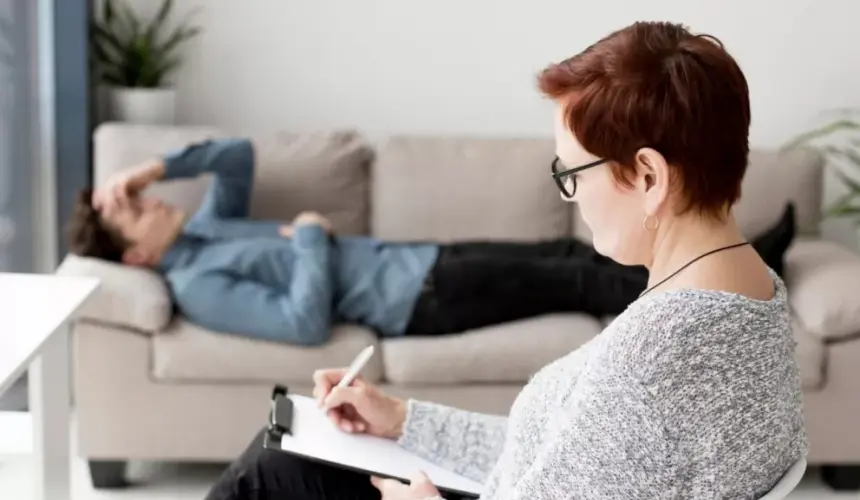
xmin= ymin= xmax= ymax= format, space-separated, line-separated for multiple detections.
xmin=119 ymin=0 xmax=860 ymax=246
xmin=124 ymin=0 xmax=858 ymax=142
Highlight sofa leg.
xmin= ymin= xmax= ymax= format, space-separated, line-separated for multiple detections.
xmin=822 ymin=465 xmax=860 ymax=491
xmin=88 ymin=460 xmax=128 ymax=489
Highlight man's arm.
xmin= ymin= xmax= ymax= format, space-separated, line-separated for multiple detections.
xmin=162 ymin=138 xmax=255 ymax=220
xmin=93 ymin=137 xmax=256 ymax=222
xmin=173 ymin=224 xmax=334 ymax=346
xmin=183 ymin=212 xmax=332 ymax=241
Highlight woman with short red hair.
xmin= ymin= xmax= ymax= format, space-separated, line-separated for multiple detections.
xmin=207 ymin=21 xmax=807 ymax=500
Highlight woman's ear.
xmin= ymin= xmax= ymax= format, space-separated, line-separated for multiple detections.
xmin=634 ymin=147 xmax=670 ymax=214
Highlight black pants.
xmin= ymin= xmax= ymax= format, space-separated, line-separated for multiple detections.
xmin=403 ymin=237 xmax=649 ymax=336
xmin=206 ymin=428 xmax=476 ymax=500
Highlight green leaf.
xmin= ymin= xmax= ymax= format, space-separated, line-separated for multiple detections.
xmin=103 ymin=0 xmax=115 ymax=24
xmin=842 ymin=150 xmax=860 ymax=172
xmin=153 ymin=0 xmax=174 ymax=28
xmin=91 ymin=37 xmax=119 ymax=67
xmin=90 ymin=0 xmax=200 ymax=87
xmin=824 ymin=190 xmax=857 ymax=218
xmin=832 ymin=167 xmax=860 ymax=193
xmin=175 ymin=6 xmax=204 ymax=33
xmin=120 ymin=3 xmax=141 ymax=39
xmin=144 ymin=0 xmax=173 ymax=47
xmin=781 ymin=119 xmax=860 ymax=151
xmin=824 ymin=181 xmax=860 ymax=222
xmin=825 ymin=197 xmax=860 ymax=219
xmin=833 ymin=206 xmax=860 ymax=216
xmin=92 ymin=23 xmax=125 ymax=56
xmin=102 ymin=71 xmax=127 ymax=86
xmin=125 ymin=39 xmax=149 ymax=86
xmin=151 ymin=55 xmax=181 ymax=83
xmin=158 ymin=26 xmax=201 ymax=56
xmin=820 ymin=146 xmax=860 ymax=171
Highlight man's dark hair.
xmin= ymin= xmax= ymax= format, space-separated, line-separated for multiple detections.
xmin=66 ymin=188 xmax=128 ymax=262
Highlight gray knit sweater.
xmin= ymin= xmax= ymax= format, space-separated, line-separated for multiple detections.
xmin=398 ymin=271 xmax=808 ymax=499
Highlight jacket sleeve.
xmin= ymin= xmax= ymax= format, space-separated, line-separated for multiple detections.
xmin=182 ymin=218 xmax=283 ymax=240
xmin=162 ymin=137 xmax=255 ymax=220
xmin=172 ymin=225 xmax=333 ymax=345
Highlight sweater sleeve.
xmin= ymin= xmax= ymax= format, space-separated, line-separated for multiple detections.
xmin=396 ymin=337 xmax=600 ymax=492
xmin=397 ymin=400 xmax=507 ymax=485
xmin=502 ymin=373 xmax=677 ymax=500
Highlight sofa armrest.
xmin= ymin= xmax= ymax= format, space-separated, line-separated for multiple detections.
xmin=56 ymin=254 xmax=173 ymax=333
xmin=785 ymin=239 xmax=860 ymax=341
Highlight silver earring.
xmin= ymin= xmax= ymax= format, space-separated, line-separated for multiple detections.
xmin=643 ymin=215 xmax=660 ymax=231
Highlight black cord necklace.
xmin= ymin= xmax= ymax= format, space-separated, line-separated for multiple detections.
xmin=639 ymin=241 xmax=751 ymax=297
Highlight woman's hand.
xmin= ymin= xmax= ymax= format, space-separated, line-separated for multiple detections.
xmin=371 ymin=471 xmax=441 ymax=500
xmin=312 ymin=368 xmax=407 ymax=439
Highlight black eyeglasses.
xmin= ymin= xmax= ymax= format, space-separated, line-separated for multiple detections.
xmin=550 ymin=157 xmax=608 ymax=198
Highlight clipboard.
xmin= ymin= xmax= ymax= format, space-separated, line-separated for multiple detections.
xmin=263 ymin=385 xmax=482 ymax=499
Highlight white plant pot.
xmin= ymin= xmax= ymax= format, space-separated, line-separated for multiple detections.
xmin=107 ymin=86 xmax=177 ymax=125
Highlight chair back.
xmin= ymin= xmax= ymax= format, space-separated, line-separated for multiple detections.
xmin=759 ymin=458 xmax=807 ymax=500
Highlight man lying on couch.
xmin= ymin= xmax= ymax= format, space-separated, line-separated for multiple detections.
xmin=67 ymin=137 xmax=795 ymax=346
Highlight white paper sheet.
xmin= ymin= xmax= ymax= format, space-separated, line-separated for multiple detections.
xmin=278 ymin=394 xmax=483 ymax=496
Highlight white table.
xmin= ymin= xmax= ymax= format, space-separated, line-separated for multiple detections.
xmin=0 ymin=273 xmax=99 ymax=500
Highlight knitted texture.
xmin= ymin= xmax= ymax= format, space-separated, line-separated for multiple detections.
xmin=398 ymin=271 xmax=807 ymax=499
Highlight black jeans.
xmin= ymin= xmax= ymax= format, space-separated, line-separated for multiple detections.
xmin=205 ymin=428 xmax=476 ymax=500
xmin=404 ymin=237 xmax=649 ymax=336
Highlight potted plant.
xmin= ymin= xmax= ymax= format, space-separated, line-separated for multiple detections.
xmin=782 ymin=114 xmax=860 ymax=238
xmin=91 ymin=0 xmax=202 ymax=124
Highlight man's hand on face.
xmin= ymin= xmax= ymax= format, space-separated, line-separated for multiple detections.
xmin=93 ymin=160 xmax=165 ymax=214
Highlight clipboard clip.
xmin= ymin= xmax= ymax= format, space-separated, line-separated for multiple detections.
xmin=267 ymin=384 xmax=294 ymax=442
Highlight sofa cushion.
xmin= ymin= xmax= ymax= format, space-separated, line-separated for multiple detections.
xmin=571 ymin=148 xmax=824 ymax=242
xmin=371 ymin=136 xmax=569 ymax=241
xmin=151 ymin=319 xmax=384 ymax=384
xmin=94 ymin=123 xmax=374 ymax=235
xmin=249 ymin=131 xmax=373 ymax=235
xmin=735 ymin=149 xmax=824 ymax=237
xmin=55 ymin=254 xmax=172 ymax=333
xmin=786 ymin=239 xmax=860 ymax=341
xmin=793 ymin=318 xmax=826 ymax=391
xmin=382 ymin=314 xmax=602 ymax=385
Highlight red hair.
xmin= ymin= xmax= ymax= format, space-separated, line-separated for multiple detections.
xmin=537 ymin=21 xmax=751 ymax=217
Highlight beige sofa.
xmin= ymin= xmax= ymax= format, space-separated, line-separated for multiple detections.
xmin=58 ymin=123 xmax=860 ymax=490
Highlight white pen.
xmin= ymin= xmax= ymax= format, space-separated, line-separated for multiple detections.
xmin=336 ymin=345 xmax=375 ymax=389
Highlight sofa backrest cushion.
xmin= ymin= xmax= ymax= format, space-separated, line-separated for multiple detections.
xmin=93 ymin=123 xmax=374 ymax=235
xmin=370 ymin=136 xmax=570 ymax=241
xmin=94 ymin=124 xmax=823 ymax=244
xmin=572 ymin=148 xmax=825 ymax=241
